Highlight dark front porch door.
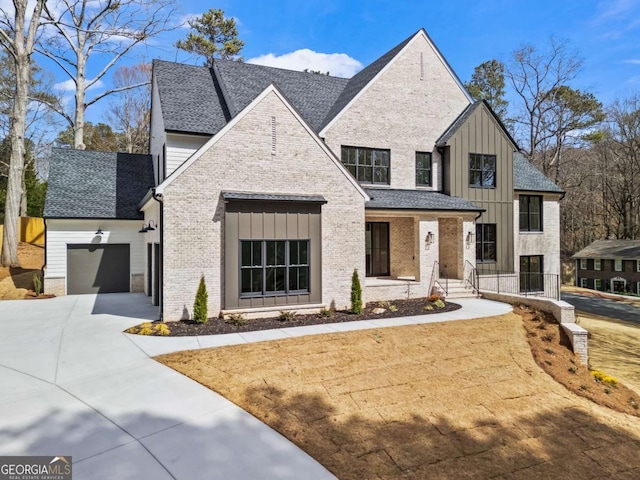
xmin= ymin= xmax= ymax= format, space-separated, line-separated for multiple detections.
xmin=366 ymin=222 xmax=389 ymax=277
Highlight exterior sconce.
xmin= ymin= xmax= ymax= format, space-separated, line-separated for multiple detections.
xmin=138 ymin=220 xmax=157 ymax=233
xmin=95 ymin=227 xmax=103 ymax=235
xmin=466 ymin=231 xmax=474 ymax=249
xmin=425 ymin=231 xmax=434 ymax=248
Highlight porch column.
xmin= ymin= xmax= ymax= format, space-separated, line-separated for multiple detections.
xmin=418 ymin=216 xmax=439 ymax=291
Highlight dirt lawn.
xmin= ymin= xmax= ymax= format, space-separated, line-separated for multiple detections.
xmin=158 ymin=313 xmax=640 ymax=480
xmin=0 ymin=242 xmax=45 ymax=300
xmin=577 ymin=313 xmax=640 ymax=394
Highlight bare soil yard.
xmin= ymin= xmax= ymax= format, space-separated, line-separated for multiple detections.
xmin=0 ymin=243 xmax=45 ymax=300
xmin=158 ymin=312 xmax=640 ymax=480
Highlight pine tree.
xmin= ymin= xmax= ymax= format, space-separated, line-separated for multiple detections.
xmin=193 ymin=276 xmax=209 ymax=324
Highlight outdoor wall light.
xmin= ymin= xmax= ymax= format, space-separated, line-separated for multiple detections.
xmin=138 ymin=220 xmax=157 ymax=233
xmin=425 ymin=231 xmax=434 ymax=246
xmin=95 ymin=227 xmax=103 ymax=235
xmin=465 ymin=231 xmax=475 ymax=249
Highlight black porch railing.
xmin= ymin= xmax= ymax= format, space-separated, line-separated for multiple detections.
xmin=476 ymin=270 xmax=560 ymax=300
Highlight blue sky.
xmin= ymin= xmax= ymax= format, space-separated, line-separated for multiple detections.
xmin=51 ymin=0 xmax=640 ymax=124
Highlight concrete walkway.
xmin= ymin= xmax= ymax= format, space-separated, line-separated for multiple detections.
xmin=0 ymin=294 xmax=510 ymax=479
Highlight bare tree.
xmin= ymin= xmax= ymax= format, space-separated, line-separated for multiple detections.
xmin=0 ymin=0 xmax=46 ymax=267
xmin=106 ymin=63 xmax=151 ymax=154
xmin=506 ymin=38 xmax=583 ymax=165
xmin=38 ymin=0 xmax=174 ymax=149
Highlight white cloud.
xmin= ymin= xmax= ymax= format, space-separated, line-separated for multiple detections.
xmin=623 ymin=59 xmax=640 ymax=64
xmin=54 ymin=79 xmax=105 ymax=92
xmin=247 ymin=49 xmax=362 ymax=78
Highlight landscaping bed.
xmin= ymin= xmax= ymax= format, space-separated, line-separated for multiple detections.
xmin=127 ymin=297 xmax=461 ymax=336
xmin=515 ymin=304 xmax=640 ymax=417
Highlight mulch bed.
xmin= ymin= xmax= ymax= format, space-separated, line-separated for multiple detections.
xmin=157 ymin=298 xmax=461 ymax=336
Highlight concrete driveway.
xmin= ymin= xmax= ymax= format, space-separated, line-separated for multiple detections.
xmin=562 ymin=291 xmax=640 ymax=325
xmin=0 ymin=294 xmax=334 ymax=480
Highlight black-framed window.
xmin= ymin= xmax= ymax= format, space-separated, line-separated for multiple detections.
xmin=476 ymin=224 xmax=497 ymax=262
xmin=520 ymin=255 xmax=543 ymax=293
xmin=469 ymin=153 xmax=496 ymax=187
xmin=341 ymin=146 xmax=390 ymax=184
xmin=240 ymin=240 xmax=309 ymax=296
xmin=519 ymin=195 xmax=543 ymax=232
xmin=415 ymin=152 xmax=432 ymax=186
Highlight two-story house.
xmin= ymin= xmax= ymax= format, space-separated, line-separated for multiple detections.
xmin=572 ymin=240 xmax=640 ymax=294
xmin=43 ymin=29 xmax=563 ymax=321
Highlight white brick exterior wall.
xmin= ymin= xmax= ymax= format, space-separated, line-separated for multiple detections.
xmin=514 ymin=193 xmax=561 ymax=275
xmin=322 ymin=33 xmax=470 ymax=191
xmin=160 ymin=90 xmax=366 ymax=321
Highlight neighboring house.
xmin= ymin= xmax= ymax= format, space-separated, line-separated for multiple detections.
xmin=572 ymin=240 xmax=640 ymax=294
xmin=43 ymin=29 xmax=563 ymax=321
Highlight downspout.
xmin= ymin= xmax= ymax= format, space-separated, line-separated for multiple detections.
xmin=151 ymin=188 xmax=164 ymax=321
xmin=436 ymin=146 xmax=446 ymax=193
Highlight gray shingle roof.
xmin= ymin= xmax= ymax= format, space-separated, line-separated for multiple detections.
xmin=365 ymin=188 xmax=484 ymax=211
xmin=436 ymin=101 xmax=483 ymax=146
xmin=44 ymin=149 xmax=153 ymax=219
xmin=513 ymin=153 xmax=564 ymax=193
xmin=153 ymin=59 xmax=229 ymax=135
xmin=222 ymin=192 xmax=327 ymax=203
xmin=571 ymin=239 xmax=640 ymax=260
xmin=214 ymin=59 xmax=348 ymax=132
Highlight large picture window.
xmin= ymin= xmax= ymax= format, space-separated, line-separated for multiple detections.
xmin=469 ymin=153 xmax=496 ymax=187
xmin=240 ymin=240 xmax=309 ymax=296
xmin=519 ymin=195 xmax=542 ymax=232
xmin=341 ymin=146 xmax=390 ymax=184
xmin=476 ymin=224 xmax=497 ymax=262
xmin=415 ymin=152 xmax=432 ymax=186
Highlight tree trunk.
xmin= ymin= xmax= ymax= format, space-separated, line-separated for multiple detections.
xmin=1 ymin=54 xmax=29 ymax=267
xmin=20 ymin=168 xmax=28 ymax=216
xmin=74 ymin=52 xmax=86 ymax=150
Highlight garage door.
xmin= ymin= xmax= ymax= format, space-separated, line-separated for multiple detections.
xmin=67 ymin=244 xmax=130 ymax=294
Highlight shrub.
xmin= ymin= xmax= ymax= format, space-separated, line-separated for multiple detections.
xmin=388 ymin=304 xmax=398 ymax=312
xmin=193 ymin=276 xmax=209 ymax=324
xmin=278 ymin=310 xmax=296 ymax=321
xmin=428 ymin=293 xmax=441 ymax=302
xmin=591 ymin=370 xmax=618 ymax=387
xmin=318 ymin=308 xmax=332 ymax=318
xmin=423 ymin=304 xmax=434 ymax=311
xmin=350 ymin=269 xmax=363 ymax=314
xmin=32 ymin=273 xmax=42 ymax=296
xmin=155 ymin=323 xmax=171 ymax=336
xmin=433 ymin=299 xmax=445 ymax=309
xmin=225 ymin=313 xmax=247 ymax=326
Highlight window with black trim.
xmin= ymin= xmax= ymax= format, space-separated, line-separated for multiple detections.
xmin=520 ymin=255 xmax=543 ymax=292
xmin=341 ymin=146 xmax=390 ymax=184
xmin=240 ymin=240 xmax=309 ymax=296
xmin=519 ymin=195 xmax=543 ymax=232
xmin=415 ymin=152 xmax=432 ymax=186
xmin=469 ymin=153 xmax=496 ymax=187
xmin=476 ymin=224 xmax=497 ymax=262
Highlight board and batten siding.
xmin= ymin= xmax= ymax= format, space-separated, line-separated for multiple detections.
xmin=442 ymin=103 xmax=516 ymax=272
xmin=44 ymin=219 xmax=145 ymax=294
xmin=165 ymin=133 xmax=209 ymax=178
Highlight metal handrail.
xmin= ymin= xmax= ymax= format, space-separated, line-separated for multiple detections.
xmin=463 ymin=260 xmax=478 ymax=294
xmin=428 ymin=260 xmax=439 ymax=296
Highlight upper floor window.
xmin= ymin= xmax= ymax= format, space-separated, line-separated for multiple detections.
xmin=469 ymin=153 xmax=496 ymax=188
xmin=476 ymin=224 xmax=496 ymax=263
xmin=341 ymin=146 xmax=390 ymax=185
xmin=519 ymin=195 xmax=542 ymax=232
xmin=415 ymin=152 xmax=432 ymax=187
xmin=594 ymin=259 xmax=601 ymax=271
xmin=614 ymin=259 xmax=623 ymax=271
xmin=580 ymin=259 xmax=587 ymax=270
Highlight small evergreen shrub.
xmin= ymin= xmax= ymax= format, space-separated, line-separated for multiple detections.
xmin=278 ymin=310 xmax=296 ymax=321
xmin=433 ymin=299 xmax=445 ymax=309
xmin=193 ymin=276 xmax=209 ymax=324
xmin=318 ymin=308 xmax=332 ymax=318
xmin=350 ymin=269 xmax=363 ymax=314
xmin=225 ymin=313 xmax=247 ymax=326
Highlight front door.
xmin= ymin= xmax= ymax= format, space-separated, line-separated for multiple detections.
xmin=366 ymin=222 xmax=389 ymax=277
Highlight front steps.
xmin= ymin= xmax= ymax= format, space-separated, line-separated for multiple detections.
xmin=437 ymin=278 xmax=481 ymax=299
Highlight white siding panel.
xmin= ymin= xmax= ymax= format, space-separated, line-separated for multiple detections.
xmin=45 ymin=219 xmax=145 ymax=279
xmin=166 ymin=134 xmax=209 ymax=177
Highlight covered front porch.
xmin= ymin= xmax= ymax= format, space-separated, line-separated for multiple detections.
xmin=363 ymin=211 xmax=478 ymax=303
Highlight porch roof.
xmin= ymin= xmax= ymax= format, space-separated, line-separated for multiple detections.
xmin=365 ymin=188 xmax=484 ymax=212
